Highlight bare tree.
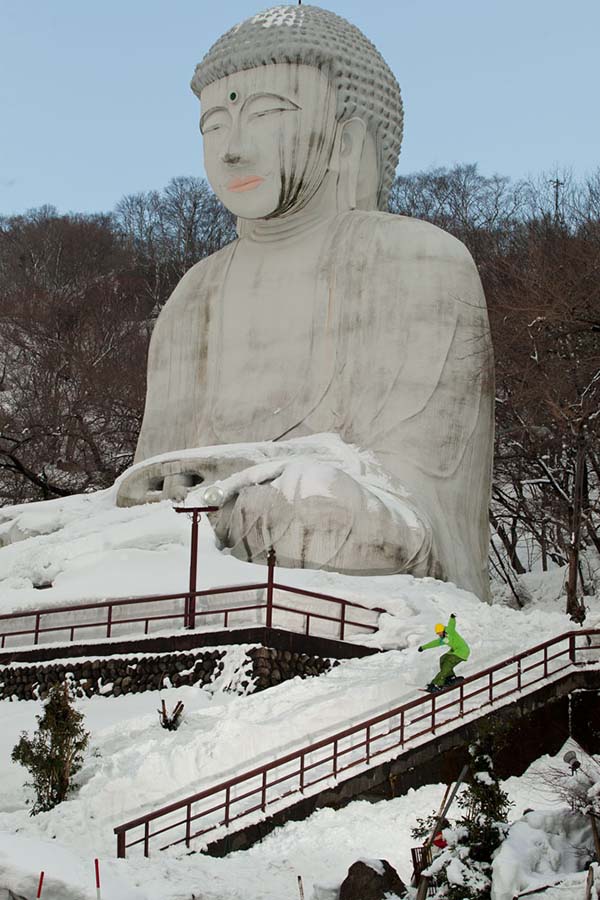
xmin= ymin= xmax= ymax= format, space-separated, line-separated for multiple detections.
xmin=0 ymin=209 xmax=151 ymax=500
xmin=114 ymin=175 xmax=235 ymax=314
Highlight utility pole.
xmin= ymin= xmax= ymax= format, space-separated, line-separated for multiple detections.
xmin=549 ymin=176 xmax=564 ymax=225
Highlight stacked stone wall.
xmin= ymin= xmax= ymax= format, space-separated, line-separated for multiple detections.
xmin=0 ymin=646 xmax=337 ymax=702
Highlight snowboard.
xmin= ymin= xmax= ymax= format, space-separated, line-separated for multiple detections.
xmin=420 ymin=676 xmax=465 ymax=694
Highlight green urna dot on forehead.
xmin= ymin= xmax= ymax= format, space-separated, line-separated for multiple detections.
xmin=191 ymin=3 xmax=403 ymax=210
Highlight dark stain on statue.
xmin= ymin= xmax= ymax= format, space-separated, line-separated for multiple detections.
xmin=196 ymin=299 xmax=211 ymax=379
xmin=300 ymin=527 xmax=310 ymax=568
xmin=239 ymin=507 xmax=253 ymax=562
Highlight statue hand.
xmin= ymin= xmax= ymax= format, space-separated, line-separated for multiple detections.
xmin=115 ymin=453 xmax=260 ymax=508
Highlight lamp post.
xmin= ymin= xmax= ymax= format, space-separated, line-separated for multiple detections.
xmin=174 ymin=486 xmax=224 ymax=630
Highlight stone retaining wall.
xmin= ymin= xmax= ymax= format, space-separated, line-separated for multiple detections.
xmin=0 ymin=645 xmax=337 ymax=702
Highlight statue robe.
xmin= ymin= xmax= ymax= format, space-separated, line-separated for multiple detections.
xmin=135 ymin=210 xmax=494 ymax=599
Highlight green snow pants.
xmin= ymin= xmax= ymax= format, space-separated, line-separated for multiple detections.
xmin=431 ymin=652 xmax=464 ymax=687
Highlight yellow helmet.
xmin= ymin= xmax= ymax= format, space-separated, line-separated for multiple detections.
xmin=434 ymin=623 xmax=445 ymax=635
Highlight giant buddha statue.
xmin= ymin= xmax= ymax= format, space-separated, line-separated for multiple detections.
xmin=117 ymin=5 xmax=495 ymax=600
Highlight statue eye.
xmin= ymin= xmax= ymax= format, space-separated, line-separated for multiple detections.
xmin=250 ymin=107 xmax=291 ymax=119
xmin=245 ymin=94 xmax=301 ymax=121
xmin=200 ymin=108 xmax=230 ymax=135
xmin=229 ymin=91 xmax=239 ymax=104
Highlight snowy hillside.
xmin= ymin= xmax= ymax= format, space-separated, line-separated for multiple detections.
xmin=0 ymin=475 xmax=598 ymax=899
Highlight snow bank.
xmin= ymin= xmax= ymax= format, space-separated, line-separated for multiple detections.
xmin=492 ymin=809 xmax=593 ymax=900
xmin=0 ymin=831 xmax=145 ymax=900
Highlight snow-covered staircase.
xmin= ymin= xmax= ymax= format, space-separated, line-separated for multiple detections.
xmin=113 ymin=628 xmax=600 ymax=858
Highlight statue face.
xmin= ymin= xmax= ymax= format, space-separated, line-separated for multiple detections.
xmin=200 ymin=64 xmax=338 ymax=220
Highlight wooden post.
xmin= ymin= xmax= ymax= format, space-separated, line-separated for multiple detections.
xmin=416 ymin=765 xmax=468 ymax=900
xmin=585 ymin=865 xmax=595 ymax=900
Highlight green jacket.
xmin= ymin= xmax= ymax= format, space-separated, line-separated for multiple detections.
xmin=420 ymin=616 xmax=470 ymax=660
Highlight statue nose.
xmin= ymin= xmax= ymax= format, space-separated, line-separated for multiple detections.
xmin=222 ymin=151 xmax=243 ymax=165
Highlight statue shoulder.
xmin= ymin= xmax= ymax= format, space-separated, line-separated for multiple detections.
xmin=353 ymin=211 xmax=478 ymax=271
xmin=155 ymin=241 xmax=237 ymax=326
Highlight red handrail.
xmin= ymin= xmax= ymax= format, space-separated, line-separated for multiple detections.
xmin=0 ymin=579 xmax=384 ymax=650
xmin=114 ymin=629 xmax=600 ymax=858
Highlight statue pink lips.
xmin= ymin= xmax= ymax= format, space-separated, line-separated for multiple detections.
xmin=227 ymin=175 xmax=265 ymax=193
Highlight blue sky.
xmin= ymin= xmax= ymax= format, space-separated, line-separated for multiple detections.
xmin=1 ymin=0 xmax=598 ymax=215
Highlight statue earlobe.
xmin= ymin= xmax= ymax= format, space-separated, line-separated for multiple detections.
xmin=334 ymin=118 xmax=378 ymax=212
xmin=333 ymin=118 xmax=366 ymax=211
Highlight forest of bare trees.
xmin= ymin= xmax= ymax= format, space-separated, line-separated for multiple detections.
xmin=0 ymin=165 xmax=598 ymax=609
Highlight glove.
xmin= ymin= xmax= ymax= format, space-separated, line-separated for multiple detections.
xmin=418 ymin=646 xmax=423 ymax=652
xmin=450 ymin=613 xmax=456 ymax=619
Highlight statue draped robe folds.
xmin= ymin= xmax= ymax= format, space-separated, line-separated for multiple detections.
xmin=129 ymin=211 xmax=494 ymax=599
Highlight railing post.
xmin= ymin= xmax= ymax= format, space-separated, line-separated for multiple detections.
xmin=333 ymin=739 xmax=338 ymax=778
xmin=266 ymin=547 xmax=276 ymax=630
xmin=261 ymin=770 xmax=268 ymax=811
xmin=543 ymin=645 xmax=548 ymax=678
xmin=186 ymin=803 xmax=191 ymax=848
xmin=300 ymin=753 xmax=305 ymax=792
xmin=517 ymin=658 xmax=522 ymax=691
xmin=569 ymin=634 xmax=576 ymax=665
xmin=400 ymin=709 xmax=405 ymax=747
xmin=489 ymin=671 xmax=493 ymax=704
xmin=116 ymin=830 xmax=126 ymax=859
xmin=34 ymin=613 xmax=40 ymax=646
xmin=224 ymin=785 xmax=231 ymax=827
xmin=340 ymin=601 xmax=346 ymax=641
xmin=459 ymin=682 xmax=464 ymax=717
xmin=431 ymin=696 xmax=436 ymax=734
xmin=107 ymin=603 xmax=113 ymax=639
xmin=144 ymin=821 xmax=150 ymax=858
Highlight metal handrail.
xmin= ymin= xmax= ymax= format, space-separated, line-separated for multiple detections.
xmin=0 ymin=576 xmax=384 ymax=650
xmin=113 ymin=629 xmax=600 ymax=858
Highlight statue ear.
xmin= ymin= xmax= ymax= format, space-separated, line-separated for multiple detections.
xmin=334 ymin=118 xmax=378 ymax=212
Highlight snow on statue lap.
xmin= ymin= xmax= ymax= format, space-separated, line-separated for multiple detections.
xmin=116 ymin=5 xmax=494 ymax=598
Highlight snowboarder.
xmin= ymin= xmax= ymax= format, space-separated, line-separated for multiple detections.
xmin=418 ymin=614 xmax=470 ymax=692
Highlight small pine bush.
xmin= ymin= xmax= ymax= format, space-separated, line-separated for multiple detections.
xmin=12 ymin=683 xmax=89 ymax=815
xmin=413 ymin=730 xmax=512 ymax=900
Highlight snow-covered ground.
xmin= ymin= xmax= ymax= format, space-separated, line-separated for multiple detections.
xmin=0 ymin=708 xmax=595 ymax=900
xmin=0 ymin=473 xmax=598 ymax=899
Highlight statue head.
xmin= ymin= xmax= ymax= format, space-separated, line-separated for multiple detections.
xmin=191 ymin=5 xmax=403 ymax=221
